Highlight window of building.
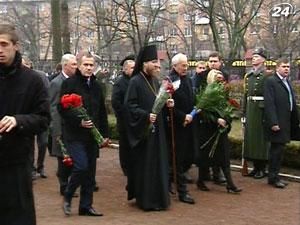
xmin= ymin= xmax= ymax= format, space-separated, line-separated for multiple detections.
xmin=151 ymin=0 xmax=159 ymax=5
xmin=184 ymin=14 xmax=191 ymax=21
xmin=170 ymin=44 xmax=178 ymax=53
xmin=170 ymin=0 xmax=179 ymax=5
xmin=87 ymin=16 xmax=94 ymax=25
xmin=273 ymin=25 xmax=277 ymax=34
xmin=219 ymin=26 xmax=224 ymax=34
xmin=184 ymin=26 xmax=192 ymax=37
xmin=292 ymin=25 xmax=299 ymax=32
xmin=170 ymin=12 xmax=178 ymax=22
xmin=203 ymin=26 xmax=209 ymax=35
xmin=86 ymin=30 xmax=94 ymax=38
xmin=169 ymin=28 xmax=177 ymax=37
xmin=139 ymin=15 xmax=148 ymax=23
xmin=75 ymin=16 xmax=80 ymax=25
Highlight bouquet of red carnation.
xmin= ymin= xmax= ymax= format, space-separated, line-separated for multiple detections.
xmin=57 ymin=137 xmax=73 ymax=167
xmin=60 ymin=93 xmax=104 ymax=147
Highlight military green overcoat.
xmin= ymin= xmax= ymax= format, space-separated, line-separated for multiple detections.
xmin=243 ymin=66 xmax=269 ymax=160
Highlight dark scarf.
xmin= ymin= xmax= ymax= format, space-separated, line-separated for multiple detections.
xmin=0 ymin=51 xmax=22 ymax=78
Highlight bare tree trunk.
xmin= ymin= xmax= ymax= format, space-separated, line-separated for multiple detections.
xmin=51 ymin=0 xmax=62 ymax=64
xmin=61 ymin=0 xmax=70 ymax=54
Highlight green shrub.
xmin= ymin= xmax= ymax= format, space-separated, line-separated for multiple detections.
xmin=108 ymin=114 xmax=300 ymax=169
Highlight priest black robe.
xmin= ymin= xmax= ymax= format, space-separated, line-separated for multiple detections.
xmin=124 ymin=72 xmax=170 ymax=211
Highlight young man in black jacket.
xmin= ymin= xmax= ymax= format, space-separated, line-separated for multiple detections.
xmin=0 ymin=24 xmax=50 ymax=225
xmin=59 ymin=51 xmax=109 ymax=216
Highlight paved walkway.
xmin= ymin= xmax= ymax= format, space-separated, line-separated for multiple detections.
xmin=34 ymin=147 xmax=300 ymax=225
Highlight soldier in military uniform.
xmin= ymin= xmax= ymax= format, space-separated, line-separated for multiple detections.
xmin=242 ymin=48 xmax=270 ymax=179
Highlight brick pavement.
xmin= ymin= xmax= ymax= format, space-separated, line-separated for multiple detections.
xmin=34 ymin=148 xmax=300 ymax=225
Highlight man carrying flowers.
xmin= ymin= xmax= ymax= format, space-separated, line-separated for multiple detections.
xmin=59 ymin=51 xmax=109 ymax=216
xmin=124 ymin=45 xmax=173 ymax=211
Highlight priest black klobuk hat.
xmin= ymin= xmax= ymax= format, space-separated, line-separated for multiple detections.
xmin=133 ymin=45 xmax=158 ymax=75
xmin=120 ymin=54 xmax=135 ymax=66
xmin=253 ymin=48 xmax=267 ymax=59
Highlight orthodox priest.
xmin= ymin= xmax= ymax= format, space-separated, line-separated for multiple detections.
xmin=124 ymin=45 xmax=172 ymax=211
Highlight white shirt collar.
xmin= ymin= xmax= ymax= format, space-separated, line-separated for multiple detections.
xmin=62 ymin=71 xmax=69 ymax=79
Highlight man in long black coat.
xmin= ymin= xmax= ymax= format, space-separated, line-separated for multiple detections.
xmin=264 ymin=57 xmax=300 ymax=189
xmin=112 ymin=55 xmax=135 ymax=176
xmin=124 ymin=45 xmax=171 ymax=211
xmin=0 ymin=24 xmax=50 ymax=225
xmin=59 ymin=51 xmax=109 ymax=216
xmin=168 ymin=53 xmax=195 ymax=204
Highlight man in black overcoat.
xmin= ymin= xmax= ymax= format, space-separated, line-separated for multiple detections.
xmin=168 ymin=53 xmax=196 ymax=204
xmin=264 ymin=57 xmax=300 ymax=188
xmin=112 ymin=55 xmax=135 ymax=176
xmin=59 ymin=51 xmax=109 ymax=216
xmin=0 ymin=24 xmax=50 ymax=225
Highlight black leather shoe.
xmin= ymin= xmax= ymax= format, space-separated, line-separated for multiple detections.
xmin=63 ymin=200 xmax=71 ymax=216
xmin=213 ymin=177 xmax=227 ymax=185
xmin=279 ymin=179 xmax=288 ymax=186
xmin=93 ymin=185 xmax=99 ymax=192
xmin=79 ymin=207 xmax=103 ymax=216
xmin=197 ymin=182 xmax=210 ymax=191
xmin=226 ymin=186 xmax=242 ymax=194
xmin=254 ymin=171 xmax=266 ymax=179
xmin=38 ymin=169 xmax=47 ymax=178
xmin=183 ymin=172 xmax=193 ymax=184
xmin=179 ymin=194 xmax=195 ymax=204
xmin=247 ymin=169 xmax=257 ymax=177
xmin=268 ymin=181 xmax=286 ymax=189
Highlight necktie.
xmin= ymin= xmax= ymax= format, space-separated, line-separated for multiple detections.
xmin=87 ymin=79 xmax=90 ymax=87
xmin=282 ymin=78 xmax=293 ymax=111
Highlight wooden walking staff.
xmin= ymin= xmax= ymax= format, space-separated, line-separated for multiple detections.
xmin=169 ymin=106 xmax=177 ymax=196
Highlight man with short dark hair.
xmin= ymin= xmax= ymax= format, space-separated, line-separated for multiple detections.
xmin=112 ymin=55 xmax=135 ymax=176
xmin=193 ymin=51 xmax=228 ymax=93
xmin=59 ymin=51 xmax=109 ymax=216
xmin=264 ymin=58 xmax=299 ymax=188
xmin=22 ymin=56 xmax=50 ymax=179
xmin=0 ymin=23 xmax=50 ymax=225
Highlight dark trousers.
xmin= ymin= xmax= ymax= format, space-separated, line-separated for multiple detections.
xmin=117 ymin=122 xmax=130 ymax=176
xmin=29 ymin=131 xmax=48 ymax=172
xmin=65 ymin=141 xmax=97 ymax=209
xmin=36 ymin=131 xmax=48 ymax=171
xmin=0 ymin=162 xmax=36 ymax=225
xmin=169 ymin=160 xmax=189 ymax=197
xmin=268 ymin=143 xmax=285 ymax=183
xmin=253 ymin=159 xmax=266 ymax=172
xmin=57 ymin=157 xmax=72 ymax=194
